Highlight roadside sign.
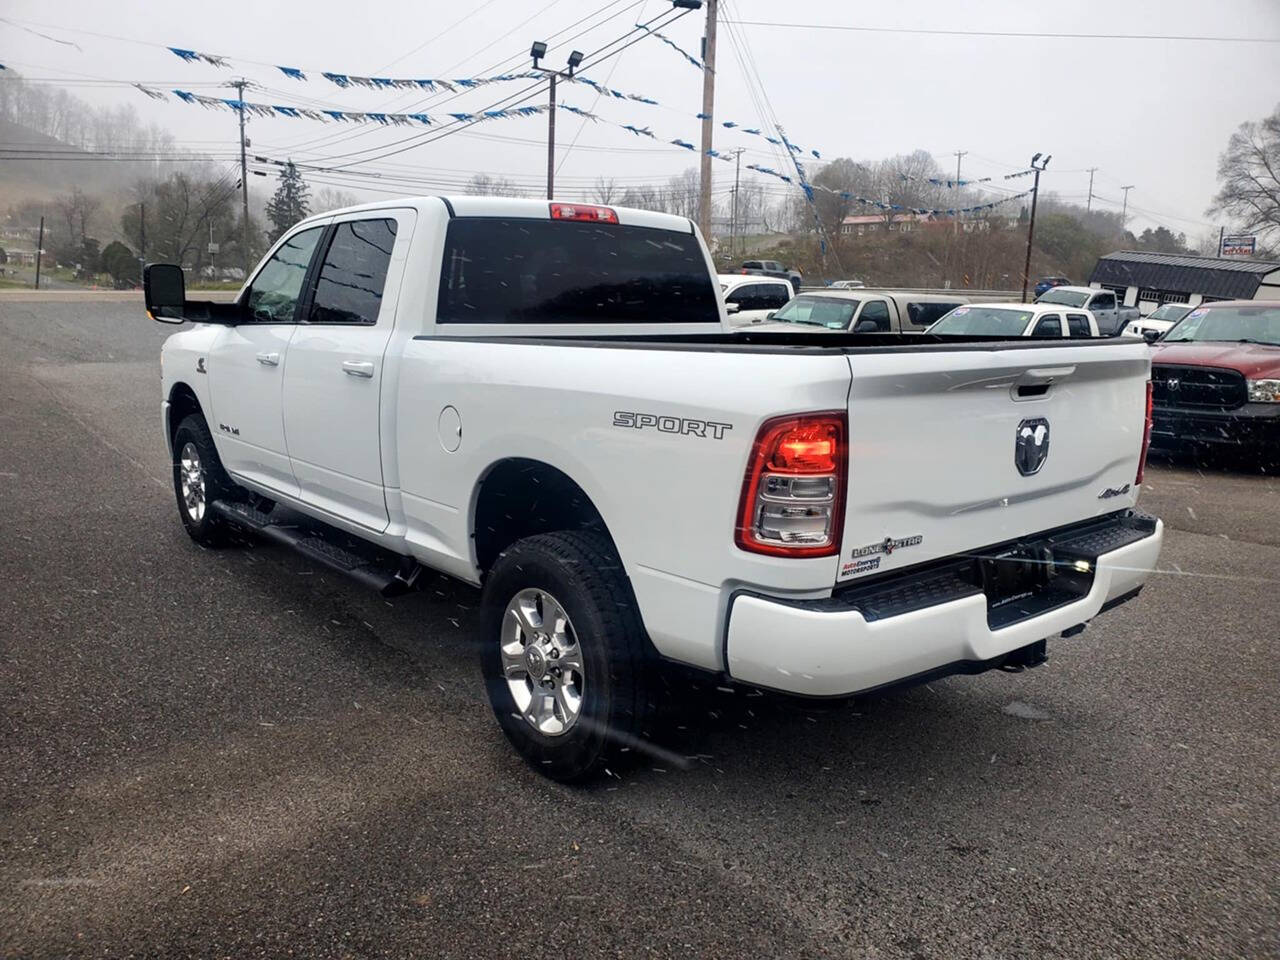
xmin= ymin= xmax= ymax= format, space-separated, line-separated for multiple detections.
xmin=1220 ymin=234 xmax=1256 ymax=257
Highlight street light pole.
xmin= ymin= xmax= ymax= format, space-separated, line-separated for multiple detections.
xmin=1020 ymin=152 xmax=1051 ymax=302
xmin=531 ymin=43 xmax=582 ymax=201
xmin=547 ymin=74 xmax=556 ymax=200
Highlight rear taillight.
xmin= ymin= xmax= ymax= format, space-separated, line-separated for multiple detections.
xmin=549 ymin=202 xmax=618 ymax=223
xmin=1136 ymin=379 xmax=1153 ymax=485
xmin=736 ymin=412 xmax=846 ymax=557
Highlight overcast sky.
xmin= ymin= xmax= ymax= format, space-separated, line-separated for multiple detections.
xmin=5 ymin=0 xmax=1279 ymax=241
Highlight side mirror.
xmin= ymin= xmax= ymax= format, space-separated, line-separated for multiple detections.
xmin=1143 ymin=329 xmax=1161 ymax=343
xmin=144 ymin=263 xmax=186 ymax=323
xmin=766 ymin=311 xmax=776 ymax=320
xmin=853 ymin=319 xmax=880 ymax=333
xmin=725 ymin=302 xmax=741 ymax=314
xmin=143 ymin=261 xmax=243 ymax=326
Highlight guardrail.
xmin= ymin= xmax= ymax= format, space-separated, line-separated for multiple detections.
xmin=798 ymin=286 xmax=1024 ymax=301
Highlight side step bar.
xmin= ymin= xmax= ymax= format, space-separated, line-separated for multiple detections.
xmin=209 ymin=499 xmax=422 ymax=598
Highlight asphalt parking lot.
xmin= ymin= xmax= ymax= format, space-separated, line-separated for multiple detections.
xmin=2 ymin=294 xmax=1276 ymax=959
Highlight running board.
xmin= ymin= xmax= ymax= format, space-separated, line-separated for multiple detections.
xmin=210 ymin=499 xmax=422 ymax=598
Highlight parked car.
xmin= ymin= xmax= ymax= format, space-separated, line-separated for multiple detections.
xmin=1033 ymin=276 xmax=1071 ymax=298
xmin=828 ymin=279 xmax=866 ymax=289
xmin=1149 ymin=300 xmax=1280 ymax=455
xmin=718 ymin=274 xmax=794 ymax=328
xmin=740 ymin=259 xmax=802 ymax=292
xmin=1125 ymin=302 xmax=1193 ymax=340
xmin=144 ymin=195 xmax=1162 ymax=783
xmin=927 ymin=303 xmax=1099 ymax=338
xmin=749 ymin=291 xmax=970 ymax=334
xmin=1036 ymin=285 xmax=1139 ymax=336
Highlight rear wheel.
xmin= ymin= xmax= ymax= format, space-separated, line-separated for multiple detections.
xmin=480 ymin=532 xmax=655 ymax=782
xmin=172 ymin=413 xmax=241 ymax=547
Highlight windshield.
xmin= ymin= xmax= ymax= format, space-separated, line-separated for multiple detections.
xmin=770 ymin=296 xmax=858 ymax=329
xmin=1163 ymin=305 xmax=1280 ymax=345
xmin=1148 ymin=303 xmax=1192 ymax=322
xmin=929 ymin=305 xmax=1034 ymax=336
xmin=1037 ymin=289 xmax=1090 ymax=308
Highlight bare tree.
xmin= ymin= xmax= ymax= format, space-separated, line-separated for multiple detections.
xmin=1208 ymin=103 xmax=1280 ymax=245
xmin=465 ymin=173 xmax=525 ymax=198
xmin=592 ymin=176 xmax=619 ymax=204
xmin=312 ymin=188 xmax=360 ymax=214
xmin=55 ymin=186 xmax=101 ymax=248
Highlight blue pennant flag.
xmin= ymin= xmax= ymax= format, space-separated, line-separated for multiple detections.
xmin=278 ymin=66 xmax=306 ymax=81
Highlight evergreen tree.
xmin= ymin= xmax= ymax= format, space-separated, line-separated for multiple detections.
xmin=265 ymin=161 xmax=311 ymax=243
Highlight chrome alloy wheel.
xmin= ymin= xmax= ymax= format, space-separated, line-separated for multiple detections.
xmin=178 ymin=441 xmax=206 ymax=522
xmin=500 ymin=588 xmax=585 ymax=736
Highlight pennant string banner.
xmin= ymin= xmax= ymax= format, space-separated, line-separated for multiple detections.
xmin=633 ymin=22 xmax=704 ymax=70
xmin=745 ymin=162 xmax=1033 ymax=215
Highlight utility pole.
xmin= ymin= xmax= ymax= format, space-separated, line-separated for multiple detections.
xmin=34 ymin=215 xmax=44 ymax=290
xmin=1085 ymin=167 xmax=1098 ymax=212
xmin=228 ymin=78 xmax=251 ymax=277
xmin=1218 ymin=224 xmax=1225 ymax=257
xmin=139 ymin=202 xmax=146 ymax=275
xmin=1020 ymin=152 xmax=1051 ymax=302
xmin=697 ymin=0 xmax=717 ymax=241
xmin=1120 ymin=184 xmax=1134 ymax=231
xmin=953 ymin=150 xmax=967 ymax=235
xmin=729 ymin=147 xmax=744 ymax=260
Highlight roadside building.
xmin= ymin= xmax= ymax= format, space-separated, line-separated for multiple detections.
xmin=1089 ymin=249 xmax=1280 ymax=314
xmin=840 ymin=213 xmax=992 ymax=237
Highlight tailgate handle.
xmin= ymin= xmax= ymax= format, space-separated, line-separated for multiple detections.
xmin=1013 ymin=365 xmax=1075 ymax=400
xmin=1021 ymin=365 xmax=1076 ymax=384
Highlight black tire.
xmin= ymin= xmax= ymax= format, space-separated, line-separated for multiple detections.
xmin=172 ymin=412 xmax=241 ymax=547
xmin=479 ymin=532 xmax=656 ymax=783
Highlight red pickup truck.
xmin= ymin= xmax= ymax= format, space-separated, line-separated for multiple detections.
xmin=1149 ymin=300 xmax=1280 ymax=456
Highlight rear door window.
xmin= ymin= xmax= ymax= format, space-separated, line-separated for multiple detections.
xmin=905 ymin=301 xmax=962 ymax=328
xmin=1066 ymin=314 xmax=1092 ymax=337
xmin=307 ymin=219 xmax=398 ymax=325
xmin=760 ymin=283 xmax=791 ymax=309
xmin=438 ymin=218 xmax=718 ymax=324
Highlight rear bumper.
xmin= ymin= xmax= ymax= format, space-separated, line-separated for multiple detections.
xmin=725 ymin=513 xmax=1163 ymax=697
xmin=1151 ymin=402 xmax=1280 ymax=448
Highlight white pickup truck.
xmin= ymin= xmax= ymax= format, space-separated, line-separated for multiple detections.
xmin=146 ymin=196 xmax=1163 ymax=782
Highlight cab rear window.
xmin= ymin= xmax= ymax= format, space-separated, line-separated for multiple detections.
xmin=437 ymin=218 xmax=718 ymax=324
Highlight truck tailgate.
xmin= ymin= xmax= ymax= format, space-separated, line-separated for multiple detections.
xmin=837 ymin=343 xmax=1151 ymax=582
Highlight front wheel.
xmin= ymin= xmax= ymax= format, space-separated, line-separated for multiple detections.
xmin=479 ymin=532 xmax=656 ymax=782
xmin=171 ymin=413 xmax=241 ymax=547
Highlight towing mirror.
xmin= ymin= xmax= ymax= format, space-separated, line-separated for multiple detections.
xmin=144 ymin=262 xmax=242 ymax=325
xmin=1142 ymin=329 xmax=1161 ymax=343
xmin=144 ymin=263 xmax=186 ymax=323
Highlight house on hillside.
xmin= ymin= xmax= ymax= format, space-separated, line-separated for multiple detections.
xmin=840 ymin=213 xmax=992 ymax=237
xmin=1089 ymin=250 xmax=1280 ymax=313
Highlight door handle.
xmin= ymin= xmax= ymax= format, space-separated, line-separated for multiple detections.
xmin=256 ymin=352 xmax=280 ymax=366
xmin=342 ymin=360 xmax=375 ymax=379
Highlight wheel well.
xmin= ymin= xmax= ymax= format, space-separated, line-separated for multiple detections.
xmin=473 ymin=459 xmax=612 ymax=576
xmin=168 ymin=383 xmax=202 ymax=450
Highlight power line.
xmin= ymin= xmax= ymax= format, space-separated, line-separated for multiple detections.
xmin=718 ymin=19 xmax=1280 ymax=44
